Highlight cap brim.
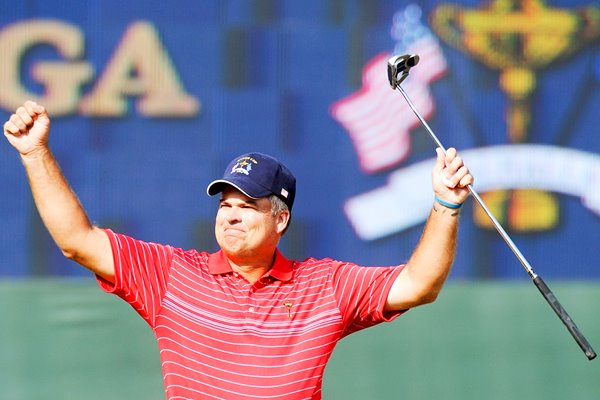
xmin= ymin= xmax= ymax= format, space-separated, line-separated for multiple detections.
xmin=206 ymin=178 xmax=272 ymax=199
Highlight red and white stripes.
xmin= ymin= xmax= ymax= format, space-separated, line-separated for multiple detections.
xmin=98 ymin=230 xmax=404 ymax=399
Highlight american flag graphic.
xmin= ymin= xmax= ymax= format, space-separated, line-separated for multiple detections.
xmin=331 ymin=19 xmax=447 ymax=173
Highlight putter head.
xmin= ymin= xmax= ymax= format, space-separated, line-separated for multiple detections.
xmin=387 ymin=54 xmax=420 ymax=88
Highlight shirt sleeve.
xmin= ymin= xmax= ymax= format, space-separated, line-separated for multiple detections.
xmin=331 ymin=261 xmax=406 ymax=336
xmin=96 ymin=229 xmax=174 ymax=327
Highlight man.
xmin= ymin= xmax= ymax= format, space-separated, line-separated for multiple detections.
xmin=4 ymin=101 xmax=473 ymax=399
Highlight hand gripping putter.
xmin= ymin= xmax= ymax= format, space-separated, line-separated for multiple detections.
xmin=387 ymin=54 xmax=596 ymax=360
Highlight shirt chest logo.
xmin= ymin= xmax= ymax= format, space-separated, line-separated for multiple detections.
xmin=283 ymin=300 xmax=293 ymax=319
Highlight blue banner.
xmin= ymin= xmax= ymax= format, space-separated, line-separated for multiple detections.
xmin=1 ymin=0 xmax=599 ymax=279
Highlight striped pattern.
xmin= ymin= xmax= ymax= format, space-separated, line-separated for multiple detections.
xmin=330 ymin=52 xmax=412 ymax=173
xmin=97 ymin=230 xmax=404 ymax=399
xmin=330 ymin=35 xmax=447 ymax=174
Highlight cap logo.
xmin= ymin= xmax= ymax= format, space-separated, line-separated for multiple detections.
xmin=281 ymin=188 xmax=289 ymax=198
xmin=230 ymin=156 xmax=257 ymax=176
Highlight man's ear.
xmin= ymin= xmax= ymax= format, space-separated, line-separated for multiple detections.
xmin=275 ymin=210 xmax=291 ymax=234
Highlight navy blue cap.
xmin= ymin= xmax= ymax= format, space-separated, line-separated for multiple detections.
xmin=207 ymin=152 xmax=296 ymax=210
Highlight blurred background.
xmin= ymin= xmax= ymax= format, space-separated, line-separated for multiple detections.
xmin=0 ymin=0 xmax=599 ymax=398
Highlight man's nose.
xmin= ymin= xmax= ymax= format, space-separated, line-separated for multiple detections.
xmin=225 ymin=207 xmax=242 ymax=223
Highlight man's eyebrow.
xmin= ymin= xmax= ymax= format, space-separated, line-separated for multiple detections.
xmin=219 ymin=198 xmax=259 ymax=205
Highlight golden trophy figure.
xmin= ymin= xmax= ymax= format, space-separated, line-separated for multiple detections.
xmin=431 ymin=0 xmax=600 ymax=231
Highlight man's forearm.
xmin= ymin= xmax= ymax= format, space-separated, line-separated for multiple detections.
xmin=404 ymin=203 xmax=459 ymax=301
xmin=21 ymin=149 xmax=95 ymax=258
xmin=385 ymin=202 xmax=459 ymax=311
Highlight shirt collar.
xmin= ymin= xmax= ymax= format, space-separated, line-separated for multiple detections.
xmin=208 ymin=249 xmax=293 ymax=282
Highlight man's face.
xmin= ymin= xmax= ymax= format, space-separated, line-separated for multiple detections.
xmin=215 ymin=186 xmax=288 ymax=264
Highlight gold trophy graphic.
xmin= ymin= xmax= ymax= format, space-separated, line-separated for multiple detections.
xmin=431 ymin=0 xmax=600 ymax=231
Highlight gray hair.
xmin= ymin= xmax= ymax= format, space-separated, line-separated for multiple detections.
xmin=269 ymin=195 xmax=291 ymax=234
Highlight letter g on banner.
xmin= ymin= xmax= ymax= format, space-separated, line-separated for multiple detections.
xmin=0 ymin=19 xmax=94 ymax=116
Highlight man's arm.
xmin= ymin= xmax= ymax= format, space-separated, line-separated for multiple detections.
xmin=385 ymin=147 xmax=473 ymax=311
xmin=4 ymin=101 xmax=114 ymax=282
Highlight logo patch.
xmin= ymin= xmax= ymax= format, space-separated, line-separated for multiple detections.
xmin=230 ymin=156 xmax=257 ymax=176
xmin=283 ymin=300 xmax=293 ymax=319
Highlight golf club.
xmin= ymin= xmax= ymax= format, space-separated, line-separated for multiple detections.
xmin=387 ymin=53 xmax=596 ymax=361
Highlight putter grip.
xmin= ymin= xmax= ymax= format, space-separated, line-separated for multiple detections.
xmin=533 ymin=276 xmax=596 ymax=360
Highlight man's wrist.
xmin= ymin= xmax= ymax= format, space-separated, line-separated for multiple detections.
xmin=434 ymin=195 xmax=462 ymax=210
xmin=20 ymin=147 xmax=51 ymax=163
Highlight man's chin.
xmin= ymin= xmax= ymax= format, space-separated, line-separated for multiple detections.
xmin=220 ymin=243 xmax=247 ymax=259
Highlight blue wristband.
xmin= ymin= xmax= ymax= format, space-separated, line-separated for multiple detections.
xmin=434 ymin=195 xmax=462 ymax=209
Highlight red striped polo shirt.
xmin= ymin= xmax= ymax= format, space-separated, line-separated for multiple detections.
xmin=97 ymin=229 xmax=405 ymax=399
